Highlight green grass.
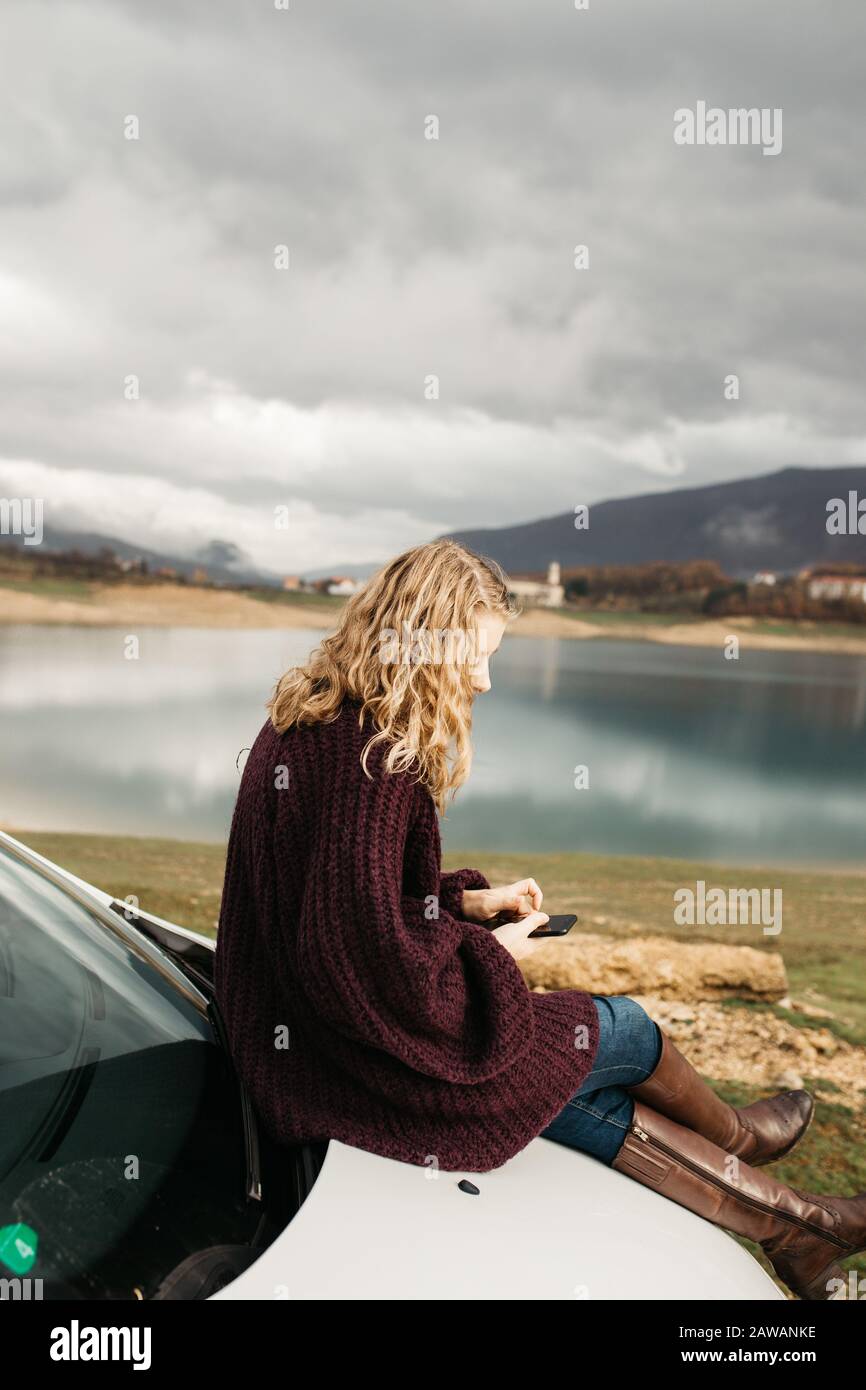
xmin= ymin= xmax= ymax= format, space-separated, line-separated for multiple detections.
xmin=471 ymin=848 xmax=866 ymax=1047
xmin=7 ymin=829 xmax=227 ymax=937
xmin=709 ymin=1080 xmax=866 ymax=1295
xmin=720 ymin=997 xmax=866 ymax=1049
xmin=0 ymin=577 xmax=94 ymax=599
xmin=0 ymin=572 xmax=346 ymax=613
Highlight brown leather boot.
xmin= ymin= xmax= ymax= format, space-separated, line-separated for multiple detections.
xmin=627 ymin=1028 xmax=813 ymax=1165
xmin=613 ymin=1099 xmax=866 ymax=1300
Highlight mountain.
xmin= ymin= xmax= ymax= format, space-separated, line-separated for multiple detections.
xmin=0 ymin=523 xmax=389 ymax=586
xmin=442 ymin=466 xmax=866 ymax=578
xmin=4 ymin=466 xmax=863 ymax=587
xmin=0 ymin=525 xmax=274 ymax=586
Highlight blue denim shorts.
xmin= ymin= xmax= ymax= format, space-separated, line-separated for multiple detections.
xmin=540 ymin=994 xmax=662 ymax=1165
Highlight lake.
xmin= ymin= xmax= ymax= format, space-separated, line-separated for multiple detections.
xmin=1 ymin=624 xmax=864 ymax=868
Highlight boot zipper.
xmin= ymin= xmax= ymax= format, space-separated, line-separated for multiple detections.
xmin=630 ymin=1125 xmax=849 ymax=1250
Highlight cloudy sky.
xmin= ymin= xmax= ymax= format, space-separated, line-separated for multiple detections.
xmin=2 ymin=0 xmax=864 ymax=575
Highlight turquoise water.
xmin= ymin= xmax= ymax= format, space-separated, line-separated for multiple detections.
xmin=1 ymin=625 xmax=864 ymax=867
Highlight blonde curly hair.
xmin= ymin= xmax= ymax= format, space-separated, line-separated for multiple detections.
xmin=267 ymin=539 xmax=517 ymax=811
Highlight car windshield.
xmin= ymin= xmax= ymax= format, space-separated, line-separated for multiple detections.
xmin=0 ymin=844 xmax=260 ymax=1298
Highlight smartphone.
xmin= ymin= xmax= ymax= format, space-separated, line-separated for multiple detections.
xmin=528 ymin=913 xmax=577 ymax=939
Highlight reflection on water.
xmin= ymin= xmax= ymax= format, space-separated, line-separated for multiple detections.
xmin=1 ymin=625 xmax=864 ymax=867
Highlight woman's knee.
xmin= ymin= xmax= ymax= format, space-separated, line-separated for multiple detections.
xmin=592 ymin=994 xmax=661 ymax=1072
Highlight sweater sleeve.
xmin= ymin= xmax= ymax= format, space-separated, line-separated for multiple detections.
xmin=438 ymin=867 xmax=490 ymax=921
xmin=293 ymin=752 xmax=535 ymax=1084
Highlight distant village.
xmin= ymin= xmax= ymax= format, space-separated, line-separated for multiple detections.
xmin=1 ymin=541 xmax=865 ymax=624
xmin=187 ymin=557 xmax=866 ymax=613
xmin=281 ymin=573 xmax=361 ymax=597
xmin=505 ymin=559 xmax=866 ymax=612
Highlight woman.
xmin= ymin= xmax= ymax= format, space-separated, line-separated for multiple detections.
xmin=215 ymin=539 xmax=866 ymax=1301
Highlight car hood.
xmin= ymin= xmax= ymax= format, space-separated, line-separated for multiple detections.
xmin=212 ymin=1133 xmax=783 ymax=1301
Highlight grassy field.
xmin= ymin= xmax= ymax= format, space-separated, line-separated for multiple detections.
xmin=0 ymin=581 xmax=346 ymax=614
xmin=7 ymin=827 xmax=866 ymax=1294
xmin=10 ymin=829 xmax=866 ymax=1042
xmin=1 ymin=577 xmax=346 ymax=611
xmin=0 ymin=575 xmax=345 ymax=630
xmin=0 ymin=575 xmax=94 ymax=599
xmin=471 ymin=849 xmax=866 ymax=1050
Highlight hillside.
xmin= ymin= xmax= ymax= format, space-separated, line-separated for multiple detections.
xmin=444 ymin=466 xmax=866 ymax=578
xmin=0 ymin=525 xmax=272 ymax=587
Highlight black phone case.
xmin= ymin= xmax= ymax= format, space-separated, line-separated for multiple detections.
xmin=528 ymin=913 xmax=577 ymax=938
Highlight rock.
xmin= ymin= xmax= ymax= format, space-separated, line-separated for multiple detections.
xmin=773 ymin=1070 xmax=805 ymax=1090
xmin=625 ymin=993 xmax=866 ymax=1112
xmin=788 ymin=997 xmax=837 ymax=1020
xmin=665 ymin=1003 xmax=697 ymax=1023
xmin=520 ymin=932 xmax=788 ymax=1002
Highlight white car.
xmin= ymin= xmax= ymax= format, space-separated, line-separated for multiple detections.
xmin=0 ymin=829 xmax=782 ymax=1302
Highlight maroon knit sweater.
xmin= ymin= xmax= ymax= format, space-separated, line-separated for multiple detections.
xmin=214 ymin=698 xmax=600 ymax=1172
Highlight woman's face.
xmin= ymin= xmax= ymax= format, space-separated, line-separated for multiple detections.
xmin=469 ymin=609 xmax=506 ymax=695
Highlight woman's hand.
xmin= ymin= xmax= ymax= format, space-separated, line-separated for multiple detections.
xmin=491 ymin=911 xmax=548 ymax=961
xmin=460 ymin=878 xmax=548 ymax=958
xmin=461 ymin=878 xmax=543 ymax=924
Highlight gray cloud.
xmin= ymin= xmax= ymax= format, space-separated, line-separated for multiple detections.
xmin=1 ymin=0 xmax=864 ymax=567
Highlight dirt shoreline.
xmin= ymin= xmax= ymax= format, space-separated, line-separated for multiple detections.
xmin=2 ymin=581 xmax=866 ymax=654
